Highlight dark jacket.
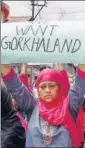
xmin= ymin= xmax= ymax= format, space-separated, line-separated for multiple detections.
xmin=1 ymin=85 xmax=26 ymax=148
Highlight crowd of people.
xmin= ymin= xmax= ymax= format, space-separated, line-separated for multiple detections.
xmin=1 ymin=2 xmax=85 ymax=148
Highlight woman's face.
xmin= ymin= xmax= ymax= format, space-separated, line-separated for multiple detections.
xmin=38 ymin=81 xmax=59 ymax=103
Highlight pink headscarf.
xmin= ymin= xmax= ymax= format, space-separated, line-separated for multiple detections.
xmin=35 ymin=68 xmax=81 ymax=147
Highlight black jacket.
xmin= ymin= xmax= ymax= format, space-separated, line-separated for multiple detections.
xmin=1 ymin=85 xmax=26 ymax=148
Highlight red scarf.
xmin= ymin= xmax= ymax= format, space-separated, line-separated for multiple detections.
xmin=35 ymin=68 xmax=81 ymax=147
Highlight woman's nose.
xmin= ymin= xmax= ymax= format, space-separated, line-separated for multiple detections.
xmin=45 ymin=86 xmax=50 ymax=92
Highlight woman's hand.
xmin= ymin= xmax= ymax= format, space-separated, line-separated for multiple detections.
xmin=1 ymin=64 xmax=11 ymax=75
xmin=57 ymin=63 xmax=64 ymax=71
xmin=78 ymin=64 xmax=85 ymax=72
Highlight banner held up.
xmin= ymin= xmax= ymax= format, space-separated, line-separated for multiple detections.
xmin=1 ymin=21 xmax=85 ymax=64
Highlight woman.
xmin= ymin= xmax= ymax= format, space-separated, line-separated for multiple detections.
xmin=1 ymin=85 xmax=26 ymax=148
xmin=2 ymin=64 xmax=85 ymax=147
xmin=26 ymin=65 xmax=85 ymax=147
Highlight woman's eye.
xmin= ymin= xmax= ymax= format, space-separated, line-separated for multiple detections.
xmin=49 ymin=84 xmax=56 ymax=88
xmin=40 ymin=85 xmax=46 ymax=89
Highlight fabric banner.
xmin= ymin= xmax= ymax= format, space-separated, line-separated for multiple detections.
xmin=1 ymin=21 xmax=85 ymax=64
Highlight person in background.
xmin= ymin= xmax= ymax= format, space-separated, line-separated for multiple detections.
xmin=1 ymin=64 xmax=35 ymax=122
xmin=5 ymin=63 xmax=33 ymax=120
xmin=2 ymin=68 xmax=28 ymax=131
xmin=1 ymin=84 xmax=26 ymax=148
xmin=18 ymin=64 xmax=33 ymax=120
xmin=1 ymin=2 xmax=9 ymax=23
xmin=68 ymin=65 xmax=85 ymax=148
xmin=13 ymin=64 xmax=33 ymax=120
xmin=57 ymin=64 xmax=84 ymax=148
